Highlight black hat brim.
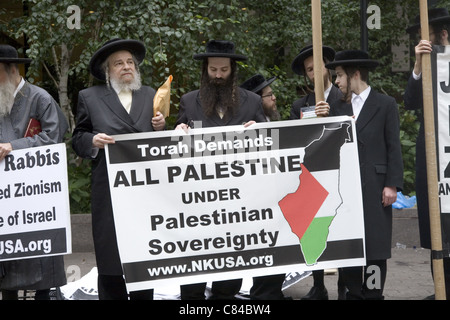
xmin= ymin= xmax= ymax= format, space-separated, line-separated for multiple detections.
xmin=325 ymin=59 xmax=379 ymax=70
xmin=0 ymin=58 xmax=32 ymax=64
xmin=407 ymin=16 xmax=450 ymax=33
xmin=193 ymin=53 xmax=247 ymax=61
xmin=291 ymin=46 xmax=336 ymax=75
xmin=89 ymin=39 xmax=146 ymax=81
xmin=250 ymin=76 xmax=277 ymax=93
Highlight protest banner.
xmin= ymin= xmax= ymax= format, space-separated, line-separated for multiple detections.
xmin=434 ymin=46 xmax=450 ymax=230
xmin=433 ymin=45 xmax=450 ymax=299
xmin=0 ymin=143 xmax=71 ymax=261
xmin=105 ymin=116 xmax=366 ymax=292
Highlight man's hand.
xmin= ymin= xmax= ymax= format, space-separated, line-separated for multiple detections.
xmin=152 ymin=111 xmax=165 ymax=131
xmin=243 ymin=121 xmax=256 ymax=127
xmin=92 ymin=133 xmax=115 ymax=149
xmin=315 ymin=101 xmax=330 ymax=117
xmin=0 ymin=143 xmax=12 ymax=161
xmin=413 ymin=40 xmax=433 ymax=76
xmin=382 ymin=186 xmax=397 ymax=207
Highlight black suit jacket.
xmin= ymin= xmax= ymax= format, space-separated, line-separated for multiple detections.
xmin=176 ymin=87 xmax=266 ymax=127
xmin=72 ymin=85 xmax=156 ymax=275
xmin=289 ymin=85 xmax=342 ymax=120
xmin=330 ymin=88 xmax=403 ymax=260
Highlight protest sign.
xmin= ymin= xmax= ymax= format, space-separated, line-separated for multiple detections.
xmin=0 ymin=143 xmax=71 ymax=261
xmin=105 ymin=116 xmax=366 ymax=292
xmin=433 ymin=45 xmax=450 ymax=252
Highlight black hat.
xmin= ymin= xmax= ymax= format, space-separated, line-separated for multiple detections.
xmin=0 ymin=45 xmax=32 ymax=64
xmin=325 ymin=50 xmax=379 ymax=70
xmin=193 ymin=40 xmax=247 ymax=61
xmin=291 ymin=45 xmax=335 ymax=75
xmin=240 ymin=74 xmax=276 ymax=93
xmin=89 ymin=38 xmax=146 ymax=81
xmin=407 ymin=7 xmax=450 ymax=33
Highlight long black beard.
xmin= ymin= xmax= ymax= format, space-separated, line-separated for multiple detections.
xmin=199 ymin=73 xmax=239 ymax=119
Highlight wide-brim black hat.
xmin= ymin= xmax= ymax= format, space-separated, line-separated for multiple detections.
xmin=240 ymin=74 xmax=276 ymax=93
xmin=193 ymin=40 xmax=247 ymax=61
xmin=0 ymin=45 xmax=32 ymax=64
xmin=291 ymin=45 xmax=335 ymax=75
xmin=89 ymin=38 xmax=146 ymax=81
xmin=407 ymin=7 xmax=450 ymax=33
xmin=325 ymin=50 xmax=379 ymax=70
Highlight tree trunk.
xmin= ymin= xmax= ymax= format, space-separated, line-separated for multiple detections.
xmin=58 ymin=43 xmax=75 ymax=132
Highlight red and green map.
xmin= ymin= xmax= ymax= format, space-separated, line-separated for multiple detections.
xmin=279 ymin=124 xmax=351 ymax=265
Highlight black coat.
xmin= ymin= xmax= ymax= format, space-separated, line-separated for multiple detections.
xmin=289 ymin=85 xmax=342 ymax=120
xmin=330 ymin=89 xmax=404 ymax=260
xmin=404 ymin=74 xmax=432 ymax=249
xmin=72 ymin=85 xmax=156 ymax=275
xmin=176 ymin=87 xmax=266 ymax=127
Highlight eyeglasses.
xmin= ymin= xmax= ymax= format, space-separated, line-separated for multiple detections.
xmin=261 ymin=92 xmax=275 ymax=99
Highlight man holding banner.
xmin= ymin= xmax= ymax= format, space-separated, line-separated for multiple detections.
xmin=289 ymin=44 xmax=339 ymax=120
xmin=175 ymin=40 xmax=267 ymax=299
xmin=72 ymin=39 xmax=165 ymax=300
xmin=290 ymin=44 xmax=346 ymax=300
xmin=0 ymin=44 xmax=68 ymax=299
xmin=404 ymin=7 xmax=450 ymax=299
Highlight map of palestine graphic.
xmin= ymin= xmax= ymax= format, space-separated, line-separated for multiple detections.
xmin=278 ymin=123 xmax=351 ymax=265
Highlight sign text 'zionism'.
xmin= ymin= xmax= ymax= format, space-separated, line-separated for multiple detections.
xmin=105 ymin=117 xmax=366 ymax=292
xmin=0 ymin=143 xmax=71 ymax=261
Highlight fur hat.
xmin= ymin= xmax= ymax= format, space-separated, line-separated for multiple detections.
xmin=193 ymin=40 xmax=247 ymax=61
xmin=89 ymin=38 xmax=146 ymax=81
xmin=325 ymin=50 xmax=379 ymax=70
xmin=240 ymin=74 xmax=276 ymax=93
xmin=291 ymin=45 xmax=335 ymax=75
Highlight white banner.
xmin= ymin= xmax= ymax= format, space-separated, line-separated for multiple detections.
xmin=0 ymin=143 xmax=71 ymax=261
xmin=437 ymin=46 xmax=450 ymax=213
xmin=106 ymin=116 xmax=366 ymax=292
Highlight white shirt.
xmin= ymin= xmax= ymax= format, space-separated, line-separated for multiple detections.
xmin=351 ymin=86 xmax=371 ymax=120
xmin=111 ymin=83 xmax=132 ymax=113
xmin=324 ymin=84 xmax=332 ymax=101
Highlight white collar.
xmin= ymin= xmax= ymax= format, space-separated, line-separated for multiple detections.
xmin=13 ymin=77 xmax=25 ymax=97
xmin=352 ymin=86 xmax=371 ymax=103
xmin=324 ymin=84 xmax=332 ymax=101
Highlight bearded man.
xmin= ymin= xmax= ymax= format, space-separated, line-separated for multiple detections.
xmin=72 ymin=39 xmax=165 ymax=300
xmin=0 ymin=44 xmax=68 ymax=300
xmin=176 ymin=40 xmax=266 ymax=130
xmin=175 ymin=40 xmax=266 ymax=300
xmin=240 ymin=74 xmax=280 ymax=121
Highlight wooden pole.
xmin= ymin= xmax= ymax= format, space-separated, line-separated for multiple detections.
xmin=419 ymin=0 xmax=447 ymax=300
xmin=311 ymin=0 xmax=324 ymax=103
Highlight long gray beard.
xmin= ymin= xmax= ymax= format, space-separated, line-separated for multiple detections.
xmin=108 ymin=70 xmax=142 ymax=92
xmin=0 ymin=78 xmax=16 ymax=116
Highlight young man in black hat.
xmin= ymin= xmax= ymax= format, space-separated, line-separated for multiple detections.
xmin=0 ymin=44 xmax=68 ymax=300
xmin=326 ymin=50 xmax=403 ymax=299
xmin=404 ymin=7 xmax=450 ymax=299
xmin=72 ymin=38 xmax=165 ymax=300
xmin=240 ymin=74 xmax=280 ymax=121
xmin=289 ymin=45 xmax=339 ymax=120
xmin=175 ymin=40 xmax=266 ymax=300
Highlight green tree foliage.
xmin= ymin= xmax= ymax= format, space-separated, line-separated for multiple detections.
xmin=2 ymin=0 xmax=432 ymax=211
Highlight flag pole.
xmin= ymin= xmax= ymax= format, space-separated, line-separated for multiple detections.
xmin=311 ymin=0 xmax=324 ymax=104
xmin=419 ymin=0 xmax=447 ymax=300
